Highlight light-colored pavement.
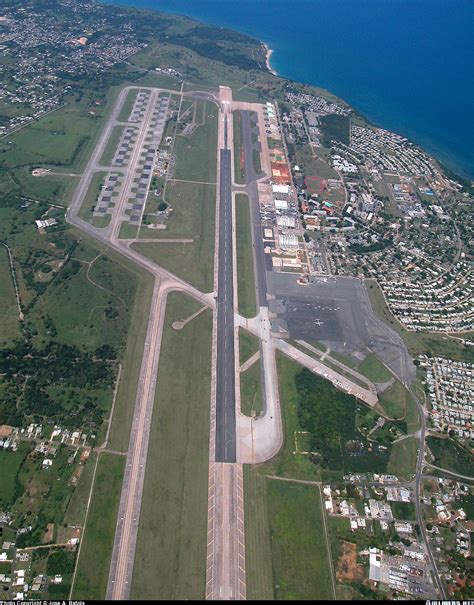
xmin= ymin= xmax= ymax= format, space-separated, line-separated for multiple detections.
xmin=206 ymin=85 xmax=246 ymax=601
xmin=67 ymin=85 xmax=215 ymax=599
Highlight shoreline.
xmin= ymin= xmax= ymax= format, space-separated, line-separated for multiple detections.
xmin=263 ymin=42 xmax=277 ymax=76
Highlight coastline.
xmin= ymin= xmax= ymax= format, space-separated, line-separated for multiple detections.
xmin=100 ymin=0 xmax=473 ymax=183
xmin=263 ymin=42 xmax=277 ymax=76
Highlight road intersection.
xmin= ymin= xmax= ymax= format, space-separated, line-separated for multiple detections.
xmin=66 ymin=81 xmax=440 ymax=600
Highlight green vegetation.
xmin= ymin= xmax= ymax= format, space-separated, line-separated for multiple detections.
xmin=427 ymin=437 xmax=474 ymax=476
xmin=118 ymin=221 xmax=138 ymax=239
xmin=0 ymin=245 xmax=21 ymax=346
xmin=295 ymin=368 xmax=392 ymax=474
xmin=235 ymin=193 xmax=257 ymax=317
xmin=78 ymin=171 xmax=108 ymax=227
xmin=6 ymin=443 xmax=83 ymax=548
xmin=132 ymin=181 xmax=215 ymax=291
xmin=63 ymin=451 xmax=98 ymax=525
xmin=366 ymin=279 xmax=473 ymax=363
xmin=0 ymin=445 xmax=28 ymax=507
xmin=377 ymin=379 xmax=407 ymax=420
xmin=252 ymin=148 xmax=262 ymax=175
xmin=295 ymin=145 xmax=340 ymax=180
xmin=387 ymin=437 xmax=418 ymax=481
xmin=99 ymin=125 xmax=124 ymax=166
xmin=243 ymin=467 xmax=274 ymax=600
xmin=173 ymin=100 xmax=218 ymax=182
xmin=131 ymin=292 xmax=212 ymax=599
xmin=319 ymin=114 xmax=350 ymax=145
xmin=267 ymin=480 xmax=334 ymax=600
xmin=117 ymin=88 xmax=138 ymax=122
xmin=72 ymin=453 xmax=125 ymax=600
xmin=390 ymin=501 xmax=417 ymax=520
xmin=239 ymin=328 xmax=259 ymax=365
xmin=358 ymin=353 xmax=392 ymax=383
xmin=240 ymin=360 xmax=263 ymax=417
xmin=233 ymin=111 xmax=245 ymax=184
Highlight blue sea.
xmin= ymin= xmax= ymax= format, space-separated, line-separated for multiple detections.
xmin=102 ymin=0 xmax=474 ymax=179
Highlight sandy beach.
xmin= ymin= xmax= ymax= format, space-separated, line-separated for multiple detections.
xmin=263 ymin=42 xmax=277 ymax=76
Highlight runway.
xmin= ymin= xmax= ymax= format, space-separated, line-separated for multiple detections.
xmin=215 ymin=117 xmax=237 ymax=463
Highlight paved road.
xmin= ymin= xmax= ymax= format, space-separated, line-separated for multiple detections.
xmin=215 ymin=116 xmax=237 ymax=463
xmin=67 ymin=85 xmax=215 ymax=599
xmin=240 ymin=110 xmax=268 ymax=307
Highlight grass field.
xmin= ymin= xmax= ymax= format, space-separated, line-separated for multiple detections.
xmin=9 ymin=166 xmax=78 ymax=206
xmin=357 ymin=353 xmax=392 ymax=383
xmin=243 ymin=467 xmax=274 ymax=600
xmin=235 ymin=193 xmax=257 ymax=317
xmin=366 ymin=279 xmax=473 ymax=363
xmin=99 ymin=125 xmax=124 ymax=166
xmin=28 ymin=251 xmax=137 ymax=352
xmin=0 ymin=245 xmax=21 ymax=346
xmin=267 ymin=480 xmax=334 ymax=600
xmin=387 ymin=436 xmax=418 ymax=481
xmin=252 ymin=148 xmax=262 ymax=175
xmin=102 ymin=253 xmax=153 ymax=453
xmin=63 ymin=451 xmax=99 ymax=526
xmin=240 ymin=360 xmax=263 ymax=417
xmin=173 ymin=100 xmax=218 ymax=183
xmin=233 ymin=111 xmax=245 ymax=184
xmin=78 ymin=171 xmax=107 ymax=226
xmin=117 ymin=88 xmax=138 ymax=123
xmin=72 ymin=452 xmax=125 ymax=600
xmin=131 ymin=292 xmax=212 ymax=599
xmin=426 ymin=436 xmax=474 ymax=476
xmin=0 ymin=446 xmax=28 ymax=507
xmin=377 ymin=379 xmax=407 ymax=420
xmin=239 ymin=328 xmax=259 ymax=365
xmin=261 ymin=353 xmax=321 ymax=481
xmin=132 ymin=182 xmax=215 ymax=292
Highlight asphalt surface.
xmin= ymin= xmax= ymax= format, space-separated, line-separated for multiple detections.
xmin=267 ymin=272 xmax=415 ymax=385
xmin=67 ymin=86 xmax=215 ymax=599
xmin=215 ymin=119 xmax=237 ymax=463
xmin=240 ymin=110 xmax=268 ymax=308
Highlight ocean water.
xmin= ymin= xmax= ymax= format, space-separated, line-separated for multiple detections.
xmin=102 ymin=0 xmax=474 ymax=179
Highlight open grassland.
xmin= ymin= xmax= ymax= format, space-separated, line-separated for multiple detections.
xmin=427 ymin=437 xmax=474 ymax=476
xmin=132 ymin=182 xmax=215 ymax=292
xmin=0 ymin=445 xmax=28 ymax=507
xmin=78 ymin=171 xmax=108 ymax=226
xmin=243 ymin=467 xmax=274 ymax=600
xmin=0 ymin=246 xmax=21 ymax=346
xmin=117 ymin=88 xmax=138 ymax=123
xmin=267 ymin=480 xmax=334 ymax=600
xmin=131 ymin=292 xmax=212 ymax=599
xmin=91 ymin=249 xmax=154 ymax=454
xmin=9 ymin=166 xmax=78 ymax=206
xmin=160 ymin=181 xmax=215 ymax=239
xmin=28 ymin=251 xmax=138 ymax=352
xmin=387 ymin=436 xmax=418 ymax=481
xmin=357 ymin=352 xmax=392 ymax=383
xmin=63 ymin=451 xmax=98 ymax=526
xmin=366 ymin=279 xmax=473 ymax=363
xmin=72 ymin=453 xmax=125 ymax=600
xmin=262 ymin=353 xmax=321 ymax=481
xmin=240 ymin=361 xmax=263 ymax=417
xmin=235 ymin=194 xmax=257 ymax=317
xmin=377 ymin=379 xmax=412 ymax=422
xmin=99 ymin=125 xmax=124 ymax=167
xmin=173 ymin=99 xmax=218 ymax=183
xmin=252 ymin=148 xmax=262 ymax=175
xmin=239 ymin=328 xmax=259 ymax=365
xmin=233 ymin=111 xmax=245 ymax=184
